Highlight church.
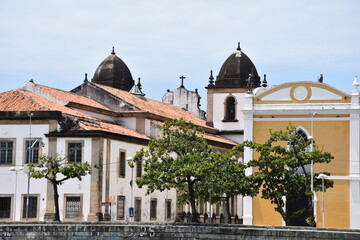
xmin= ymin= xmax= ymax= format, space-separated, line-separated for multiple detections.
xmin=0 ymin=43 xmax=359 ymax=229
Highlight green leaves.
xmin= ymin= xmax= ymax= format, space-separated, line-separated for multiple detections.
xmin=241 ymin=124 xmax=334 ymax=226
xmin=28 ymin=154 xmax=93 ymax=185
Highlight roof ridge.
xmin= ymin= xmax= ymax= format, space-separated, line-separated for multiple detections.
xmin=18 ymin=90 xmax=51 ymax=110
xmin=22 ymin=82 xmax=69 ymax=106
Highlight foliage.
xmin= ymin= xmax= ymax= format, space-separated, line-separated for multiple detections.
xmin=236 ymin=124 xmax=334 ymax=226
xmin=28 ymin=154 xmax=94 ymax=221
xmin=198 ymin=151 xmax=261 ymax=223
xmin=131 ymin=118 xmax=212 ymax=222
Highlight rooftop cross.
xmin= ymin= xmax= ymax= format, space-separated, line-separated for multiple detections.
xmin=179 ymin=75 xmax=186 ymax=88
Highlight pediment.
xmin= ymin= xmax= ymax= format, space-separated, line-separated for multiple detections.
xmin=254 ymin=82 xmax=350 ymax=104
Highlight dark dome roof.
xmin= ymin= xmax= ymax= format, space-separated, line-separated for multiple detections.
xmin=215 ymin=43 xmax=260 ymax=88
xmin=92 ymin=47 xmax=134 ymax=91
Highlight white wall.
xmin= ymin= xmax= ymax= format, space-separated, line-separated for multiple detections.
xmin=0 ymin=123 xmax=50 ymax=221
xmin=212 ymin=92 xmax=246 ymax=131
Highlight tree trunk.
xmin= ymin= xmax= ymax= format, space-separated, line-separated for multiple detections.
xmin=188 ymin=181 xmax=199 ymax=222
xmin=53 ymin=181 xmax=60 ymax=221
xmin=223 ymin=196 xmax=231 ymax=224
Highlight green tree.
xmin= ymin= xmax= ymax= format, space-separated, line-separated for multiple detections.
xmin=237 ymin=125 xmax=333 ymax=226
xmin=131 ymin=118 xmax=212 ymax=222
xmin=199 ymin=151 xmax=260 ymax=223
xmin=28 ymin=154 xmax=93 ymax=221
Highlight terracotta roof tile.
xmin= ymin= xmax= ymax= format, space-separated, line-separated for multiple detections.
xmin=35 ymin=84 xmax=110 ymax=111
xmin=148 ymin=119 xmax=237 ymax=146
xmin=94 ymin=83 xmax=214 ymax=130
xmin=78 ymin=120 xmax=149 ymax=140
xmin=0 ymin=90 xmax=50 ymax=111
xmin=0 ymin=89 xmax=95 ymax=119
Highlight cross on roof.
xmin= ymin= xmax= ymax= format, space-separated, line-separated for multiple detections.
xmin=179 ymin=75 xmax=186 ymax=88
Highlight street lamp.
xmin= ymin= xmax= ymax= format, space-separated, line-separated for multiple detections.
xmin=309 ymin=111 xmax=318 ymax=220
xmin=316 ymin=173 xmax=328 ymax=228
xmin=126 ymin=157 xmax=134 ymax=222
xmin=25 ymin=112 xmax=34 ymax=221
xmin=10 ymin=167 xmax=23 ymax=221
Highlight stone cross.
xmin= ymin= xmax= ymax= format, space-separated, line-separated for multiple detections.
xmin=179 ymin=75 xmax=186 ymax=88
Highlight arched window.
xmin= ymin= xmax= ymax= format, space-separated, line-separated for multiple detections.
xmin=296 ymin=128 xmax=311 ymax=153
xmin=224 ymin=96 xmax=236 ymax=121
xmin=296 ymin=129 xmax=308 ymax=142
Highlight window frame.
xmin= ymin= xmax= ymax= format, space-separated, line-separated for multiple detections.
xmin=165 ymin=199 xmax=172 ymax=220
xmin=63 ymin=194 xmax=83 ymax=221
xmin=150 ymin=198 xmax=157 ymax=220
xmin=136 ymin=160 xmax=142 ymax=178
xmin=117 ymin=195 xmax=126 ymax=220
xmin=66 ymin=140 xmax=84 ymax=164
xmin=134 ymin=197 xmax=142 ymax=222
xmin=118 ymin=150 xmax=126 ymax=178
xmin=223 ymin=95 xmax=238 ymax=122
xmin=24 ymin=138 xmax=42 ymax=164
xmin=21 ymin=194 xmax=39 ymax=221
xmin=0 ymin=195 xmax=13 ymax=221
xmin=0 ymin=139 xmax=15 ymax=165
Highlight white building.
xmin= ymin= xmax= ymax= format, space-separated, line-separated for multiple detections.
xmin=0 ymin=48 xmax=236 ymax=222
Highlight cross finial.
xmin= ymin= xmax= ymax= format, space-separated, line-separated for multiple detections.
xmin=111 ymin=46 xmax=116 ymax=55
xmin=237 ymin=42 xmax=241 ymax=51
xmin=179 ymin=75 xmax=186 ymax=88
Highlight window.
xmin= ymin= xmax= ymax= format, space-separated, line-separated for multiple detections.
xmin=0 ymin=141 xmax=13 ymax=164
xmin=165 ymin=199 xmax=171 ymax=220
xmin=22 ymin=196 xmax=38 ymax=219
xmin=68 ymin=143 xmax=82 ymax=163
xmin=119 ymin=151 xmax=126 ymax=178
xmin=117 ymin=196 xmax=125 ymax=220
xmin=224 ymin=96 xmax=236 ymax=121
xmin=230 ymin=196 xmax=235 ymax=216
xmin=25 ymin=140 xmax=40 ymax=164
xmin=0 ymin=197 xmax=11 ymax=218
xmin=150 ymin=198 xmax=157 ymax=220
xmin=65 ymin=196 xmax=81 ymax=218
xmin=136 ymin=160 xmax=142 ymax=178
xmin=198 ymin=198 xmax=205 ymax=215
xmin=134 ymin=198 xmax=141 ymax=222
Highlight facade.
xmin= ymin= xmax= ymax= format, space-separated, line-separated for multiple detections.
xmin=0 ymin=49 xmax=236 ymax=222
xmin=242 ymin=80 xmax=360 ymax=229
xmin=1 ymin=44 xmax=359 ymax=229
xmin=205 ymin=43 xmax=360 ymax=229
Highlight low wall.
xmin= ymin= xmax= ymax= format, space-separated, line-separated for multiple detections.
xmin=1 ymin=222 xmax=360 ymax=240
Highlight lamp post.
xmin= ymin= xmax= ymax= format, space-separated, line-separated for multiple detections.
xmin=309 ymin=111 xmax=317 ymax=220
xmin=25 ymin=112 xmax=34 ymax=221
xmin=10 ymin=167 xmax=23 ymax=221
xmin=126 ymin=157 xmax=134 ymax=222
xmin=316 ymin=173 xmax=328 ymax=228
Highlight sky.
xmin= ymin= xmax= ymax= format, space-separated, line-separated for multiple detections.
xmin=0 ymin=0 xmax=359 ymax=109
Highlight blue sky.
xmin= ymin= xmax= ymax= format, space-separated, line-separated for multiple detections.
xmin=0 ymin=0 xmax=359 ymax=108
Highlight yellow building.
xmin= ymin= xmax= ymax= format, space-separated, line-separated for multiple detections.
xmin=206 ymin=43 xmax=359 ymax=229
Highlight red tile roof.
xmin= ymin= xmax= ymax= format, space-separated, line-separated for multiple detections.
xmin=93 ymin=83 xmax=215 ymax=130
xmin=0 ymin=90 xmax=49 ymax=111
xmin=35 ymin=84 xmax=110 ymax=111
xmin=79 ymin=120 xmax=149 ymax=140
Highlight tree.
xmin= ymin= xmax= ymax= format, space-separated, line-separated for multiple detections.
xmin=198 ymin=151 xmax=260 ymax=223
xmin=28 ymin=154 xmax=93 ymax=221
xmin=131 ymin=118 xmax=213 ymax=222
xmin=237 ymin=124 xmax=333 ymax=226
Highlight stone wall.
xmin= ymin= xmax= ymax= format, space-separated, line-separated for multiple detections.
xmin=1 ymin=222 xmax=360 ymax=240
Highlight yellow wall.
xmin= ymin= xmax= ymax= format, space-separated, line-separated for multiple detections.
xmin=316 ymin=180 xmax=349 ymax=228
xmin=252 ymin=119 xmax=350 ymax=227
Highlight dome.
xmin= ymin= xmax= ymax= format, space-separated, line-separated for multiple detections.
xmin=214 ymin=43 xmax=260 ymax=88
xmin=92 ymin=47 xmax=134 ymax=91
